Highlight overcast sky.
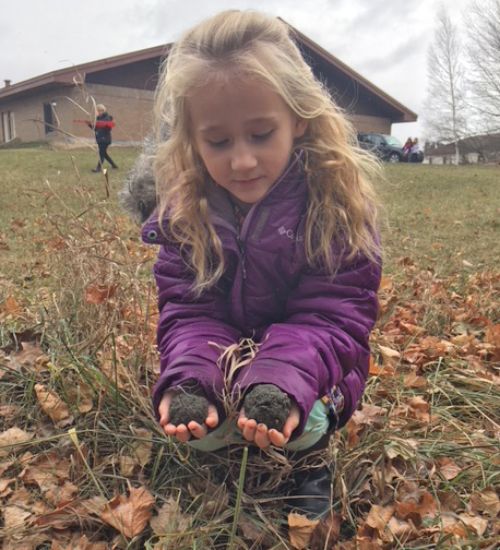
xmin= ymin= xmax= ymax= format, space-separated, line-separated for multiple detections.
xmin=1 ymin=0 xmax=471 ymax=141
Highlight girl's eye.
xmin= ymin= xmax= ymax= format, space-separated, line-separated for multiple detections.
xmin=207 ymin=138 xmax=229 ymax=148
xmin=252 ymin=129 xmax=274 ymax=141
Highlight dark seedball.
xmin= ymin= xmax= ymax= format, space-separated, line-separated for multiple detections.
xmin=169 ymin=392 xmax=209 ymax=426
xmin=243 ymin=384 xmax=291 ymax=431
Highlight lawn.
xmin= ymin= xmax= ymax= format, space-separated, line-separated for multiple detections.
xmin=0 ymin=147 xmax=499 ymax=549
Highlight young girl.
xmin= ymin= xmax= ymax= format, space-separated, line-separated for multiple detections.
xmin=135 ymin=10 xmax=381 ymax=518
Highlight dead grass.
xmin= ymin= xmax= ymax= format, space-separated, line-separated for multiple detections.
xmin=0 ymin=149 xmax=499 ymax=549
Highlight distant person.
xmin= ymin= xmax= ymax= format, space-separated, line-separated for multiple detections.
xmin=410 ymin=138 xmax=421 ymax=162
xmin=403 ymin=137 xmax=413 ymax=160
xmin=88 ymin=104 xmax=118 ymax=172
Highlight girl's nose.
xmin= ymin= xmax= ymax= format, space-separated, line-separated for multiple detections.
xmin=230 ymin=145 xmax=258 ymax=172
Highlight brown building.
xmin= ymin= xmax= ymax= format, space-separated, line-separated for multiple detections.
xmin=0 ymin=22 xmax=416 ymax=145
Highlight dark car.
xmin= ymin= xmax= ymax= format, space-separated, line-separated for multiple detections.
xmin=357 ymin=133 xmax=405 ymax=163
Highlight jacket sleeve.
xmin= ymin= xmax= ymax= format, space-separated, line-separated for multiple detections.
xmin=150 ymin=239 xmax=241 ymax=419
xmin=232 ymin=252 xmax=381 ymax=434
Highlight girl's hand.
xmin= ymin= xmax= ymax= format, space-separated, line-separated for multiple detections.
xmin=237 ymin=401 xmax=301 ymax=450
xmin=158 ymin=390 xmax=219 ymax=442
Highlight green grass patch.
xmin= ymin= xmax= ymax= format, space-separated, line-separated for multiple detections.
xmin=0 ymin=149 xmax=499 ymax=548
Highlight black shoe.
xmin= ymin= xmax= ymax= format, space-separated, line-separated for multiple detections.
xmin=111 ymin=165 xmax=118 ymax=170
xmin=91 ymin=168 xmax=101 ymax=173
xmin=286 ymin=464 xmax=333 ymax=519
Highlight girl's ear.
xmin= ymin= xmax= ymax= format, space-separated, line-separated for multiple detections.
xmin=293 ymin=117 xmax=308 ymax=139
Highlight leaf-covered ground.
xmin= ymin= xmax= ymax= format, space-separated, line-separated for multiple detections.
xmin=0 ymin=148 xmax=499 ymax=549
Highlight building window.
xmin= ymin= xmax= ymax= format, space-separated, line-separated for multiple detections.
xmin=1 ymin=111 xmax=15 ymax=142
xmin=43 ymin=103 xmax=54 ymax=134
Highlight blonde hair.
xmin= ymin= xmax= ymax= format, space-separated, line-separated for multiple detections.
xmin=154 ymin=10 xmax=381 ymax=294
xmin=96 ymin=104 xmax=106 ymax=112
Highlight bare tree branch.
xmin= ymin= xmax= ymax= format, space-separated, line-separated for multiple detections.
xmin=466 ymin=0 xmax=500 ymax=129
xmin=424 ymin=7 xmax=470 ymax=163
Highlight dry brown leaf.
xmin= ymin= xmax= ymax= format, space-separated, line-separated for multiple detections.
xmin=436 ymin=490 xmax=462 ymax=512
xmin=369 ymin=356 xmax=395 ymax=376
xmin=1 ymin=295 xmax=23 ymax=316
xmin=288 ymin=512 xmax=320 ymax=549
xmin=3 ymin=504 xmax=32 ymax=531
xmin=84 ymin=283 xmax=117 ymax=305
xmin=20 ymin=451 xmax=71 ymax=491
xmin=79 ymin=495 xmax=108 ymax=516
xmin=346 ymin=403 xmax=386 ymax=447
xmin=378 ymin=345 xmax=401 ymax=363
xmin=0 ymin=477 xmax=15 ymax=497
xmin=8 ymin=341 xmax=49 ymax=372
xmin=131 ymin=427 xmax=153 ymax=468
xmin=66 ymin=382 xmax=94 ymax=414
xmin=120 ymin=428 xmax=153 ymax=476
xmin=364 ymin=504 xmax=395 ymax=532
xmin=458 ymin=513 xmax=489 ymax=536
xmin=0 ymin=426 xmax=34 ymax=457
xmin=0 ymin=404 xmax=21 ymax=420
xmin=0 ymin=459 xmax=14 ymax=476
xmin=99 ymin=351 xmax=131 ymax=390
xmin=485 ymin=324 xmax=500 ymax=361
xmin=384 ymin=437 xmax=419 ymax=460
xmin=309 ymin=513 xmax=342 ymax=548
xmin=150 ymin=497 xmax=191 ymax=536
xmin=35 ymin=501 xmax=92 ymax=530
xmin=395 ymin=490 xmax=437 ymax=523
xmin=386 ymin=516 xmax=417 ymax=541
xmin=119 ymin=455 xmax=136 ymax=477
xmin=2 ymin=533 xmax=47 ymax=550
xmin=35 ymin=383 xmax=73 ymax=426
xmin=469 ymin=487 xmax=500 ymax=517
xmin=403 ymin=372 xmax=428 ymax=389
xmin=400 ymin=321 xmax=426 ymax=336
xmin=44 ymin=480 xmax=79 ymax=507
xmin=51 ymin=534 xmax=108 ymax=550
xmin=100 ymin=485 xmax=155 ymax=538
xmin=437 ymin=457 xmax=462 ymax=481
xmin=407 ymin=396 xmax=431 ymax=423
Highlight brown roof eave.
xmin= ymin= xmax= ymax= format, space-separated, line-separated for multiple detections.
xmin=284 ymin=20 xmax=418 ymax=123
xmin=0 ymin=74 xmax=75 ymax=101
xmin=0 ymin=43 xmax=170 ymax=102
xmin=74 ymin=44 xmax=170 ymax=75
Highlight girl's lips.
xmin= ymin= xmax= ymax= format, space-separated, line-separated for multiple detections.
xmin=233 ymin=176 xmax=263 ymax=184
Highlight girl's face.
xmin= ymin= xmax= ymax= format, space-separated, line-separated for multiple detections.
xmin=188 ymin=75 xmax=307 ymax=204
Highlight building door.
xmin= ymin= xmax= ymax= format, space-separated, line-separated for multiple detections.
xmin=1 ymin=111 xmax=15 ymax=142
xmin=43 ymin=103 xmax=54 ymax=134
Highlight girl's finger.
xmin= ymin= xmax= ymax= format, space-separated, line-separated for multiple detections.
xmin=282 ymin=405 xmax=301 ymax=439
xmin=164 ymin=423 xmax=177 ymax=436
xmin=237 ymin=411 xmax=249 ymax=431
xmin=205 ymin=405 xmax=219 ymax=428
xmin=241 ymin=419 xmax=257 ymax=442
xmin=254 ymin=424 xmax=271 ymax=449
xmin=175 ymin=424 xmax=191 ymax=442
xmin=188 ymin=421 xmax=208 ymax=439
xmin=158 ymin=394 xmax=173 ymax=426
xmin=268 ymin=429 xmax=287 ymax=447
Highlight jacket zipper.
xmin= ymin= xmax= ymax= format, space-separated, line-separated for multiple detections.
xmin=236 ymin=235 xmax=247 ymax=280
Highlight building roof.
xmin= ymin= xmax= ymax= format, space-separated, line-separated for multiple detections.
xmin=285 ymin=21 xmax=417 ymax=122
xmin=0 ymin=44 xmax=171 ymax=101
xmin=0 ymin=20 xmax=416 ymax=123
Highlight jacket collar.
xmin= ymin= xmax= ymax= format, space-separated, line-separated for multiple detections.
xmin=206 ymin=149 xmax=307 ymax=224
xmin=142 ymin=149 xmax=307 ymax=244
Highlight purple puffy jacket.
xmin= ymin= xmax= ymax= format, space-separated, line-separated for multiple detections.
xmin=142 ymin=152 xmax=381 ymax=435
